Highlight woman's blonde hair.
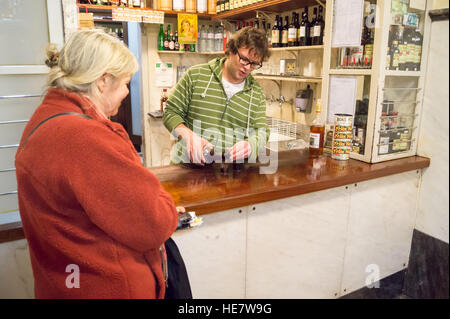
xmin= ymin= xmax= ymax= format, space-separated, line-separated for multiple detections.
xmin=46 ymin=29 xmax=138 ymax=97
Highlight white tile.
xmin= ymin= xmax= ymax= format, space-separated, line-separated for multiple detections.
xmin=172 ymin=208 xmax=248 ymax=299
xmin=246 ymin=187 xmax=350 ymax=299
xmin=341 ymin=171 xmax=420 ymax=295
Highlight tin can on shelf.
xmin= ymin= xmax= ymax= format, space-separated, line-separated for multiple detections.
xmin=332 ymin=114 xmax=353 ymax=161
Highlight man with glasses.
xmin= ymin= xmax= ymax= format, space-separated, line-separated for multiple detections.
xmin=163 ymin=27 xmax=271 ymax=165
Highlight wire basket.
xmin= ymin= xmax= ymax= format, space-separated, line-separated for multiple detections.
xmin=266 ymin=117 xmax=297 ymax=141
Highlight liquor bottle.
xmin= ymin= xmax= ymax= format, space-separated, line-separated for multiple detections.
xmin=271 ymin=16 xmax=280 ymax=48
xmin=414 ymin=28 xmax=423 ymax=71
xmin=174 ymin=31 xmax=180 ymax=51
xmin=160 ymin=89 xmax=168 ymax=113
xmin=164 ymin=25 xmax=170 ymax=50
xmin=317 ymin=5 xmax=325 ymax=45
xmin=132 ymin=0 xmax=140 ymax=7
xmin=266 ymin=23 xmax=272 ymax=48
xmin=169 ymin=31 xmax=175 ymax=51
xmin=158 ymin=24 xmax=164 ymax=51
xmin=281 ymin=16 xmax=289 ymax=47
xmin=173 ymin=0 xmax=184 ymax=11
xmin=309 ymin=99 xmax=325 ymax=157
xmin=398 ymin=26 xmax=407 ymax=71
xmin=299 ymin=9 xmax=309 ymax=46
xmin=363 ymin=28 xmax=374 ymax=67
xmin=390 ymin=27 xmax=400 ymax=70
xmin=311 ymin=7 xmax=320 ymax=45
xmin=294 ymin=12 xmax=300 ymax=46
xmin=288 ymin=12 xmax=297 ymax=47
xmin=220 ymin=0 xmax=225 ymax=12
xmin=216 ymin=0 xmax=221 ymax=13
xmin=224 ymin=0 xmax=230 ymax=11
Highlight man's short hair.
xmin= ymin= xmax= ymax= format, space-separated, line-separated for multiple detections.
xmin=225 ymin=26 xmax=271 ymax=62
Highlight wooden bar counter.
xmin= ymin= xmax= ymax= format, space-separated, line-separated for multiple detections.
xmin=151 ymin=149 xmax=430 ymax=215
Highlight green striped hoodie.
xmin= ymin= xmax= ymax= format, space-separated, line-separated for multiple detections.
xmin=163 ymin=57 xmax=269 ymax=163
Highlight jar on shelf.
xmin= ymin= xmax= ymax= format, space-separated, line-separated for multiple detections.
xmin=185 ymin=0 xmax=197 ymax=13
xmin=197 ymin=0 xmax=207 ymax=13
xmin=207 ymin=0 xmax=216 ymax=14
xmin=173 ymin=0 xmax=185 ymax=11
xmin=157 ymin=0 xmax=172 ymax=10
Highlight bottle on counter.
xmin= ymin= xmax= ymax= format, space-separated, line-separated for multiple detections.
xmin=160 ymin=89 xmax=168 ymax=113
xmin=309 ymin=99 xmax=325 ymax=157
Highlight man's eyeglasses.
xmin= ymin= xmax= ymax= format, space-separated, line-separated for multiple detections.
xmin=237 ymin=51 xmax=262 ymax=70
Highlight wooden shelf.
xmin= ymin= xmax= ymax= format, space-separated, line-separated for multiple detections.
xmin=270 ymin=45 xmax=324 ymax=52
xmin=329 ymin=68 xmax=373 ymax=76
xmin=213 ymin=0 xmax=325 ymax=20
xmin=157 ymin=50 xmax=224 ymax=55
xmin=77 ymin=3 xmax=213 ymax=18
xmin=253 ymin=74 xmax=322 ymax=83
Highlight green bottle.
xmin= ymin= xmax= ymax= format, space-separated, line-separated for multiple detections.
xmin=158 ymin=24 xmax=164 ymax=51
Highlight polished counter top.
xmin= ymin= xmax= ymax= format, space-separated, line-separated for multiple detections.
xmin=150 ymin=149 xmax=430 ymax=215
xmin=0 ymin=150 xmax=430 ymax=243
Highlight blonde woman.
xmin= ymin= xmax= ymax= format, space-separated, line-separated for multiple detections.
xmin=15 ymin=30 xmax=185 ymax=299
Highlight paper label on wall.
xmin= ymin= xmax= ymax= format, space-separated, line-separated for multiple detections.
xmin=155 ymin=62 xmax=174 ymax=87
xmin=327 ymin=76 xmax=358 ymax=124
xmin=332 ymin=0 xmax=364 ymax=47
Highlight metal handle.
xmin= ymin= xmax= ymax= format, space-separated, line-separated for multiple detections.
xmin=382 ymin=87 xmax=421 ymax=91
xmin=381 ymin=101 xmax=421 ymax=104
xmin=0 ymin=120 xmax=28 ymax=125
xmin=0 ymin=168 xmax=15 ymax=173
xmin=0 ymin=191 xmax=17 ymax=197
xmin=0 ymin=144 xmax=19 ymax=149
xmin=0 ymin=94 xmax=42 ymax=100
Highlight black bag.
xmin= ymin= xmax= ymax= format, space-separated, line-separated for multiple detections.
xmin=164 ymin=237 xmax=193 ymax=299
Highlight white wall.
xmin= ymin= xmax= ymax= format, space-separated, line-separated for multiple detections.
xmin=416 ymin=18 xmax=449 ymax=244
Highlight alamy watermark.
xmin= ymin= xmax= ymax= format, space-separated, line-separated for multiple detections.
xmin=65 ymin=264 xmax=80 ymax=289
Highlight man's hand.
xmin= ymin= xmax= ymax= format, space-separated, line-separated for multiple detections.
xmin=226 ymin=141 xmax=252 ymax=161
xmin=175 ymin=124 xmax=212 ymax=165
xmin=176 ymin=206 xmax=186 ymax=214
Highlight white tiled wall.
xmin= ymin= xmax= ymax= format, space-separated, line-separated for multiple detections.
xmin=416 ymin=19 xmax=449 ymax=244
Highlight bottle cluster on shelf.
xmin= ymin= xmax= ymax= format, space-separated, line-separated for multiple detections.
xmin=387 ymin=0 xmax=424 ymax=72
xmin=78 ymin=0 xmax=145 ymax=7
xmin=216 ymin=0 xmax=264 ymax=13
xmin=158 ymin=0 xmax=217 ymax=14
xmin=271 ymin=6 xmax=325 ymax=48
xmin=386 ymin=25 xmax=422 ymax=72
xmin=157 ymin=23 xmax=225 ymax=52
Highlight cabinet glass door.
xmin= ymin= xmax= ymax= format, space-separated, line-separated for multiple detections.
xmin=385 ymin=0 xmax=426 ymax=72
